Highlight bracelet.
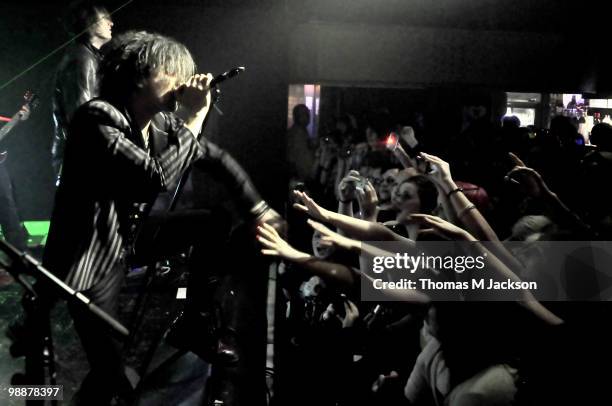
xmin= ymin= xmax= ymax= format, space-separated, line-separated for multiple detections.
xmin=457 ymin=204 xmax=477 ymax=219
xmin=446 ymin=187 xmax=464 ymax=199
xmin=250 ymin=201 xmax=270 ymax=219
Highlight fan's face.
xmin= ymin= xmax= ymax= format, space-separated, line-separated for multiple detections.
xmin=392 ymin=181 xmax=421 ymax=215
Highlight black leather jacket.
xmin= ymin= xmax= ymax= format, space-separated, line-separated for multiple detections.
xmin=52 ymin=41 xmax=101 ymax=181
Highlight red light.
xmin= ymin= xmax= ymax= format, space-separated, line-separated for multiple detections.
xmin=385 ymin=133 xmax=398 ymax=149
xmin=0 ymin=115 xmax=11 ymax=122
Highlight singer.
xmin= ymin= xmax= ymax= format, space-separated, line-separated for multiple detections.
xmin=42 ymin=31 xmax=280 ymax=405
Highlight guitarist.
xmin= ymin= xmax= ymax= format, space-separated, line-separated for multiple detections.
xmin=52 ymin=3 xmax=113 ymax=184
xmin=0 ymin=103 xmax=30 ymax=252
xmin=0 ymin=103 xmax=30 ymax=251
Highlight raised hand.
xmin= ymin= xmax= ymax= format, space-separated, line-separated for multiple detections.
xmin=356 ymin=179 xmax=379 ymax=221
xmin=337 ymin=170 xmax=362 ymax=202
xmin=257 ymin=222 xmax=310 ymax=262
xmin=322 ymin=298 xmax=360 ymax=328
xmin=256 ymin=207 xmax=287 ymax=238
xmin=505 ymin=152 xmax=552 ymax=198
xmin=418 ymin=152 xmax=453 ymax=185
xmin=508 ymin=151 xmax=527 ymax=168
xmin=293 ymin=190 xmax=332 ymax=222
xmin=307 ymin=219 xmax=359 ymax=252
xmin=341 ymin=299 xmax=360 ymax=328
xmin=177 ymin=73 xmax=213 ymax=115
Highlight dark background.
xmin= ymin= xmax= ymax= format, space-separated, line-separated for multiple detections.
xmin=0 ymin=0 xmax=609 ymax=220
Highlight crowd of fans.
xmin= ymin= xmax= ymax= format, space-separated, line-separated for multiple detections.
xmin=266 ymin=101 xmax=612 ymax=405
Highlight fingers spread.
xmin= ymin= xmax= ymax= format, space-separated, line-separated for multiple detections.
xmin=256 ymin=235 xmax=276 ymax=248
xmin=257 ymin=224 xmax=277 ymax=241
xmin=262 ymin=221 xmax=279 ymax=235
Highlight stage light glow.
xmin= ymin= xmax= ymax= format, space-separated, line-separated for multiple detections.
xmin=385 ymin=132 xmax=398 ymax=150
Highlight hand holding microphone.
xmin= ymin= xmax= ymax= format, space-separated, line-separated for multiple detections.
xmin=177 ymin=67 xmax=246 ymax=136
xmin=177 ymin=67 xmax=245 ymax=116
xmin=177 ymin=73 xmax=213 ymax=117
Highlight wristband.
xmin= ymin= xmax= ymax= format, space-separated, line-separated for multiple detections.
xmin=457 ymin=204 xmax=477 ymax=219
xmin=446 ymin=187 xmax=463 ymax=199
xmin=251 ymin=201 xmax=270 ymax=219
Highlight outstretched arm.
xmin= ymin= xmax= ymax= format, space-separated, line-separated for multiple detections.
xmin=305 ymin=220 xmax=430 ymax=303
xmin=417 ymin=152 xmax=526 ymax=272
xmin=419 ymin=152 xmax=499 ymax=241
xmin=406 ymin=214 xmax=563 ymax=325
xmin=505 ymin=153 xmax=591 ymax=237
xmin=177 ymin=74 xmax=278 ymax=223
xmin=293 ymin=190 xmax=409 ymax=244
xmin=257 ymin=223 xmax=356 ymax=288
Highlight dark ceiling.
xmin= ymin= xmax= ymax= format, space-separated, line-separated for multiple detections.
xmin=289 ymin=0 xmax=600 ymax=34
xmin=20 ymin=0 xmax=605 ymax=35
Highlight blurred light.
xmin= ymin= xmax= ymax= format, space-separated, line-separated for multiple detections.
xmin=385 ymin=132 xmax=398 ymax=150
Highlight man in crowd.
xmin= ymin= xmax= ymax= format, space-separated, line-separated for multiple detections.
xmin=287 ymin=104 xmax=315 ymax=182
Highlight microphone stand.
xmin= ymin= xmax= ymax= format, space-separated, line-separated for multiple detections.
xmin=0 ymin=239 xmax=129 ymax=337
xmin=0 ymin=239 xmax=128 ymax=403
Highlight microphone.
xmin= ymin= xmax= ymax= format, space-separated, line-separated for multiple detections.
xmin=209 ymin=66 xmax=245 ymax=87
xmin=175 ymin=66 xmax=244 ymax=103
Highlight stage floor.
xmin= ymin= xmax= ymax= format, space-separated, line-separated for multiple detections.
xmin=0 ymin=261 xmax=211 ymax=405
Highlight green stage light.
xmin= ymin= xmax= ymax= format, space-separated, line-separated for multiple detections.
xmin=1 ymin=221 xmax=50 ymax=247
xmin=23 ymin=221 xmax=50 ymax=237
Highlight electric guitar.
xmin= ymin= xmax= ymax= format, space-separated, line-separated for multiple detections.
xmin=0 ymin=91 xmax=39 ymax=163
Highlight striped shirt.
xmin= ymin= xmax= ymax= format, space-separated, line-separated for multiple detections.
xmin=43 ymin=99 xmax=263 ymax=292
